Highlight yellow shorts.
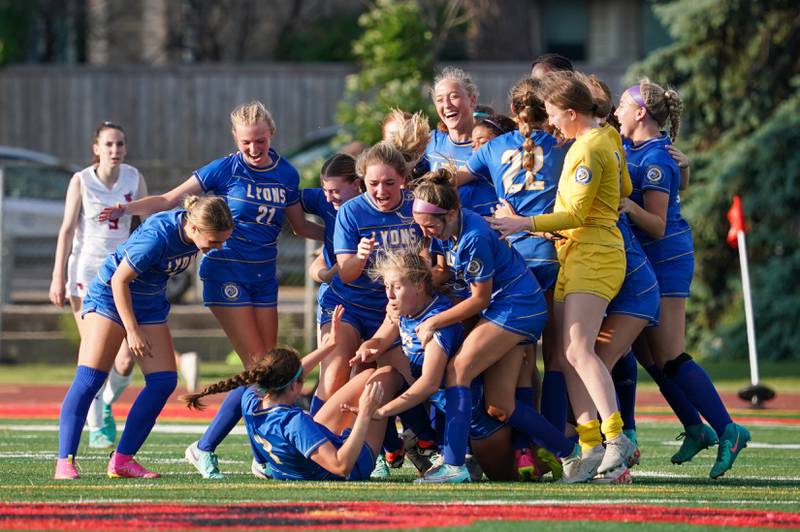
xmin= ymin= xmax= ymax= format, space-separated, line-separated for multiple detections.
xmin=554 ymin=239 xmax=625 ymax=302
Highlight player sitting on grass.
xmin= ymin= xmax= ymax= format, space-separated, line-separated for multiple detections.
xmin=183 ymin=306 xmax=403 ymax=481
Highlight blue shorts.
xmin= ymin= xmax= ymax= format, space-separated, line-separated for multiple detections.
xmin=651 ymin=251 xmax=694 ymax=298
xmin=607 ymin=259 xmax=660 ymax=327
xmin=529 ymin=263 xmax=559 ymax=292
xmin=315 ymin=283 xmax=330 ymax=324
xmin=82 ymin=280 xmax=170 ymax=327
xmin=481 ymin=280 xmax=548 ymax=343
xmin=429 ymin=379 xmax=506 ymax=441
xmin=202 ymin=277 xmax=278 ymax=307
xmin=319 ymin=287 xmax=386 ymax=340
xmin=332 ymin=428 xmax=377 ymax=481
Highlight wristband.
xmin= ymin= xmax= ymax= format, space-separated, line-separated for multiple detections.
xmin=529 ymin=216 xmax=536 ymax=233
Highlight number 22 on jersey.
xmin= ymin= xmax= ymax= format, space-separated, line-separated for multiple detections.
xmin=500 ymin=147 xmax=545 ymax=195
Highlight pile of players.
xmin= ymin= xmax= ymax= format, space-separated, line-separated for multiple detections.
xmin=52 ymin=54 xmax=749 ymax=484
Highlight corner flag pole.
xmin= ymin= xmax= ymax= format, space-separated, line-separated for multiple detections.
xmin=728 ymin=195 xmax=774 ymax=407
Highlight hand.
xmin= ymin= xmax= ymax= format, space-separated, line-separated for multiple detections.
xmin=386 ymin=300 xmax=401 ymax=324
xmin=618 ymin=197 xmax=637 ymax=215
xmin=372 ymin=406 xmax=388 ymax=420
xmin=414 ymin=316 xmax=438 ymax=349
xmin=318 ymin=265 xmax=338 ymax=284
xmin=488 ymin=214 xmax=529 ymax=240
xmin=357 ymin=381 xmax=384 ymax=419
xmin=356 ymin=233 xmax=376 ymax=261
xmin=350 ymin=338 xmax=381 ymax=366
xmin=666 ymin=145 xmax=690 ymax=169
xmin=324 ymin=305 xmax=344 ymax=348
xmin=493 ymin=199 xmax=518 ymax=219
xmin=98 ymin=203 xmax=126 ymax=222
xmin=126 ymin=327 xmax=152 ymax=358
xmin=49 ymin=278 xmax=66 ymax=308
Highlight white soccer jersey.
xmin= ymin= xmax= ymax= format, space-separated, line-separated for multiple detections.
xmin=67 ymin=163 xmax=144 ymax=296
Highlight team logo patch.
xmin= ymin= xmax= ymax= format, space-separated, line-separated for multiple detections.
xmin=574 ymin=165 xmax=592 ymax=185
xmin=646 ymin=166 xmax=664 ymax=184
xmin=222 ymin=282 xmax=240 ymax=301
xmin=466 ymin=259 xmax=483 ymax=276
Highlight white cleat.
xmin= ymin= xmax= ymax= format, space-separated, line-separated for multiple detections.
xmin=561 ymin=444 xmax=605 ymax=484
xmin=597 ymin=433 xmax=637 ymax=474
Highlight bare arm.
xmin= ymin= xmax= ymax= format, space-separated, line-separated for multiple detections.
xmin=100 ymin=176 xmax=201 ymax=220
xmin=350 ymin=316 xmax=401 ymax=366
xmin=299 ymin=306 xmax=344 ymax=375
xmin=110 ymin=261 xmax=151 ymax=358
xmin=376 ymin=343 xmax=447 ymax=417
xmin=415 ymin=280 xmax=491 ymax=348
xmin=49 ymin=174 xmax=83 ymax=307
xmin=454 ymin=169 xmax=477 ymax=186
xmin=308 ymin=381 xmax=384 ymax=477
xmin=308 ymin=249 xmax=338 ymax=284
xmin=667 ymin=145 xmax=691 ymax=190
xmin=620 ymin=191 xmax=668 ymax=239
xmin=285 ymin=202 xmax=324 ymax=241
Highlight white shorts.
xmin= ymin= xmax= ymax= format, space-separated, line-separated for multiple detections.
xmin=66 ymin=252 xmax=106 ymax=299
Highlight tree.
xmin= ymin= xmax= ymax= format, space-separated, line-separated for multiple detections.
xmin=628 ymin=0 xmax=800 ymax=359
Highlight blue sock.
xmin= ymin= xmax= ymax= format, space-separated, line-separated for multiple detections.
xmin=309 ymin=395 xmax=325 ymax=416
xmin=668 ymin=356 xmax=732 ymax=436
xmin=443 ymin=386 xmax=471 ymax=467
xmin=540 ymin=371 xmax=567 ymax=433
xmin=398 ymin=403 xmax=435 ymax=442
xmin=432 ymin=409 xmax=445 ymax=449
xmin=612 ymin=352 xmax=638 ymax=431
xmin=507 ymin=401 xmax=574 ymax=458
xmin=198 ymin=386 xmax=245 ymax=452
xmin=382 ymin=416 xmax=403 ymax=453
xmin=117 ymin=371 xmax=177 ymax=455
xmin=645 ymin=363 xmax=702 ymax=429
xmin=58 ymin=366 xmax=108 ymax=458
xmin=512 ymin=387 xmax=535 ymax=451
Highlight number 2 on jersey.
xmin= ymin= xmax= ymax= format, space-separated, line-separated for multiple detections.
xmin=256 ymin=205 xmax=276 ymax=225
xmin=253 ymin=434 xmax=282 ymax=464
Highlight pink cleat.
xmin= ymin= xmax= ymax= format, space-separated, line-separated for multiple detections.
xmin=54 ymin=455 xmax=80 ymax=480
xmin=107 ymin=451 xmax=160 ymax=479
xmin=515 ymin=448 xmax=537 ymax=481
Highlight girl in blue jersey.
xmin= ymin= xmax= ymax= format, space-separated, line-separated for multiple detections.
xmin=315 ymin=142 xmax=423 ymax=426
xmin=183 ymin=306 xmax=402 ymax=481
xmin=411 ymin=170 xmax=576 ymax=483
xmin=464 ymin=79 xmax=570 ymax=479
xmin=424 ymin=67 xmax=497 ymax=216
xmin=54 ymin=196 xmax=233 ymax=480
xmin=100 ymin=101 xmax=324 ymax=479
xmin=470 ymin=114 xmax=517 ymax=151
xmin=615 ymin=80 xmax=749 ymax=478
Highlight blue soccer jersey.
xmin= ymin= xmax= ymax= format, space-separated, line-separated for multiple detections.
xmin=624 ymin=134 xmax=692 ymax=262
xmin=243 ymin=387 xmax=344 ymax=481
xmin=424 ymin=130 xmax=497 ymax=216
xmin=95 ymin=210 xmax=197 ymax=296
xmin=331 ymin=191 xmax=422 ymax=313
xmin=399 ymin=293 xmax=464 ymax=380
xmin=466 ymin=130 xmax=566 ymax=269
xmin=300 ymin=187 xmax=337 ymax=269
xmin=193 ymin=150 xmax=300 ymax=282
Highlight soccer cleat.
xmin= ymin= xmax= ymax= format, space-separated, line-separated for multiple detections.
xmin=592 ymin=463 xmax=633 ymax=484
xmin=107 ymin=452 xmax=160 ymax=479
xmin=251 ymin=458 xmax=272 ymax=480
xmin=185 ymin=441 xmax=224 ymax=479
xmin=623 ymin=429 xmax=640 ymax=467
xmin=414 ymin=462 xmax=470 ymax=484
xmin=465 ymin=453 xmax=483 ymax=482
xmin=405 ymin=438 xmax=438 ymax=475
xmin=515 ymin=448 xmax=536 ymax=481
xmin=89 ymin=429 xmax=114 ymax=449
xmin=385 ymin=449 xmax=405 ymax=469
xmin=535 ymin=447 xmax=563 ymax=481
xmin=597 ymin=433 xmax=637 ymax=474
xmin=710 ymin=423 xmax=750 ymax=479
xmin=370 ymin=453 xmax=390 ymax=479
xmin=561 ymin=443 xmax=605 ymax=484
xmin=672 ymin=424 xmax=718 ymax=464
xmin=54 ymin=455 xmax=80 ymax=480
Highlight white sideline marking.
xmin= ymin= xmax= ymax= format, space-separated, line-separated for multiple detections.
xmin=632 ymin=470 xmax=800 ymax=482
xmin=662 ymin=440 xmax=800 ymax=450
xmin=0 ymin=423 xmax=246 ymax=435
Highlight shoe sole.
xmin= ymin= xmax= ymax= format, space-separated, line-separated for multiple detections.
xmin=710 ymin=436 xmax=749 ymax=479
xmin=592 ymin=466 xmax=632 ymax=484
xmin=107 ymin=471 xmax=160 ymax=479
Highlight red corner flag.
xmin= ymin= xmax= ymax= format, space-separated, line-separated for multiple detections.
xmin=726 ymin=195 xmax=748 ymax=249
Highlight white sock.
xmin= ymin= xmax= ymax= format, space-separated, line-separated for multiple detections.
xmin=102 ymin=366 xmax=132 ymax=405
xmin=86 ymin=389 xmax=104 ymax=431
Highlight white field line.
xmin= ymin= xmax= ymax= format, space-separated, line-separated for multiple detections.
xmin=661 ymin=440 xmax=800 ymax=450
xmin=0 ymin=423 xmax=246 ymax=435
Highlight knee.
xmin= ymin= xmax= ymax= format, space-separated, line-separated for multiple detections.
xmin=145 ymin=371 xmax=178 ymax=398
xmin=448 ymin=357 xmax=472 ymax=386
xmin=564 ymin=344 xmax=586 ymax=368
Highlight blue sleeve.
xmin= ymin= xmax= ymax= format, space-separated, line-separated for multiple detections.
xmin=429 ymin=238 xmax=444 ymax=257
xmin=284 ymin=165 xmax=301 ymax=206
xmin=333 ymin=203 xmax=359 ymax=255
xmin=122 ymin=229 xmax=165 ymax=275
xmin=241 ymin=386 xmax=264 ymax=416
xmin=300 ymin=188 xmax=325 ymax=217
xmin=433 ymin=322 xmax=464 ymax=359
xmin=286 ymin=412 xmax=332 ymax=458
xmin=461 ymin=235 xmax=496 ymax=284
xmin=640 ymin=162 xmax=671 ymax=194
xmin=193 ymin=156 xmax=233 ymax=194
xmin=466 ymin=144 xmax=493 ymax=184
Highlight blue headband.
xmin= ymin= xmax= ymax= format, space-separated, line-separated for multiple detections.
xmin=273 ymin=366 xmax=303 ymax=391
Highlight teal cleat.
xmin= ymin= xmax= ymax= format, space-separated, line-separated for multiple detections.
xmin=89 ymin=430 xmax=114 ymax=449
xmin=414 ymin=462 xmax=470 ymax=484
xmin=671 ymin=423 xmax=718 ymax=464
xmin=623 ymin=429 xmax=641 ymax=467
xmin=185 ymin=441 xmax=224 ymax=479
xmin=251 ymin=458 xmax=272 ymax=480
xmin=710 ymin=423 xmax=750 ymax=479
xmin=370 ymin=453 xmax=390 ymax=480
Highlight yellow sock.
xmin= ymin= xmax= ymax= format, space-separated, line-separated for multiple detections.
xmin=576 ymin=420 xmax=602 ymax=453
xmin=601 ymin=411 xmax=624 ymax=441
